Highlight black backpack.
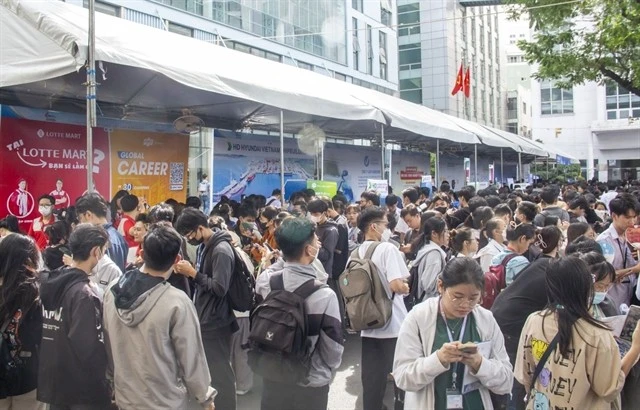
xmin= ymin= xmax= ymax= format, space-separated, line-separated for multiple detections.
xmin=404 ymin=248 xmax=443 ymax=312
xmin=246 ymin=274 xmax=326 ymax=384
xmin=332 ymin=223 xmax=350 ymax=279
xmin=205 ymin=235 xmax=256 ymax=312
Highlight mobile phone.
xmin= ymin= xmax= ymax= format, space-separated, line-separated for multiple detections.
xmin=458 ymin=343 xmax=478 ymax=354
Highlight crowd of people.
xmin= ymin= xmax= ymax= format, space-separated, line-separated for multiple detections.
xmin=2 ymin=179 xmax=640 ymax=410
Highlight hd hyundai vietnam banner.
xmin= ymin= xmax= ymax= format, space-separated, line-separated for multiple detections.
xmin=0 ymin=118 xmax=188 ymax=229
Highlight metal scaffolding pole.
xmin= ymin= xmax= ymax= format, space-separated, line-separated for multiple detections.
xmin=500 ymin=148 xmax=504 ymax=187
xmin=381 ymin=126 xmax=385 ymax=181
xmin=474 ymin=143 xmax=478 ymax=185
xmin=436 ymin=139 xmax=440 ymax=186
xmin=518 ymin=152 xmax=523 ymax=182
xmin=86 ymin=0 xmax=97 ymax=193
xmin=280 ymin=111 xmax=285 ymax=201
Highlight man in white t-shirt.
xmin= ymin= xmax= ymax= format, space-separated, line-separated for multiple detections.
xmin=353 ymin=207 xmax=410 ymax=410
xmin=198 ymin=174 xmax=211 ymax=214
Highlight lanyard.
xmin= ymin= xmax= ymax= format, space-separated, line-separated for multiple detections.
xmin=617 ymin=238 xmax=628 ymax=268
xmin=439 ymin=298 xmax=468 ymax=391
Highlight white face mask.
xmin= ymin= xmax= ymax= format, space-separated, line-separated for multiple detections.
xmin=310 ymin=215 xmax=323 ymax=224
xmin=308 ymin=245 xmax=319 ymax=261
xmin=381 ymin=228 xmax=393 ymax=242
xmin=39 ymin=205 xmax=53 ymax=217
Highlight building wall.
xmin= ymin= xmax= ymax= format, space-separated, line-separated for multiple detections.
xmin=70 ymin=0 xmax=398 ymax=94
xmin=398 ymin=1 xmax=503 ymax=129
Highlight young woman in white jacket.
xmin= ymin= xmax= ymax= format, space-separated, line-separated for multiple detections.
xmin=475 ymin=218 xmax=507 ymax=272
xmin=393 ymin=257 xmax=513 ymax=410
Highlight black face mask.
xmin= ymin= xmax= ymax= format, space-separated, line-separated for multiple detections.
xmin=187 ymin=237 xmax=203 ymax=247
xmin=435 ymin=206 xmax=448 ymax=214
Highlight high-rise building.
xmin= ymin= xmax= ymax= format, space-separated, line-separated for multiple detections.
xmin=67 ymin=0 xmax=398 ymax=95
xmin=499 ymin=11 xmax=532 ymax=139
xmin=397 ymin=0 xmax=503 ymax=129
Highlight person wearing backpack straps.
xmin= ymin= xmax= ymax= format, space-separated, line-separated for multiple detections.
xmin=516 ymin=256 xmax=640 ymax=410
xmin=410 ymin=216 xmax=449 ymax=303
xmin=353 ymin=207 xmax=410 ymax=410
xmin=490 ymin=222 xmax=535 ymax=288
xmin=253 ymin=217 xmax=343 ymax=410
xmin=175 ymin=208 xmax=239 ymax=410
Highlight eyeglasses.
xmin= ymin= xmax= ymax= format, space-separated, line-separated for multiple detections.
xmin=446 ymin=290 xmax=482 ymax=308
xmin=594 ymin=282 xmax=613 ymax=293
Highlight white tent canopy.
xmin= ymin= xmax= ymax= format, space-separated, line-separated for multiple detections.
xmin=0 ymin=0 xmax=575 ymax=162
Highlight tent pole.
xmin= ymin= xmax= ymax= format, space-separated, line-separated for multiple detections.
xmin=518 ymin=152 xmax=523 ymax=183
xmin=86 ymin=0 xmax=97 ymax=193
xmin=381 ymin=126 xmax=385 ymax=181
xmin=320 ymin=141 xmax=324 ymax=180
xmin=209 ymin=128 xmax=214 ymax=211
xmin=280 ymin=110 xmax=285 ymax=202
xmin=436 ymin=139 xmax=440 ymax=187
xmin=474 ymin=143 xmax=478 ymax=186
xmin=500 ymin=148 xmax=504 ymax=187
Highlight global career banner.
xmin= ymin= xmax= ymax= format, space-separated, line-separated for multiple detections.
xmin=0 ymin=118 xmax=188 ymax=229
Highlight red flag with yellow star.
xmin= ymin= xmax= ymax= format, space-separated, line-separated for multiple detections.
xmin=464 ymin=67 xmax=471 ymax=98
xmin=451 ymin=63 xmax=463 ymax=96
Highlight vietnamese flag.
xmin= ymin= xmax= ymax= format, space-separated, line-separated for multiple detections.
xmin=451 ymin=63 xmax=464 ymax=96
xmin=463 ymin=67 xmax=471 ymax=98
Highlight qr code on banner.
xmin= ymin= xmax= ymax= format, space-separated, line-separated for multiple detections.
xmin=169 ymin=162 xmax=184 ymax=191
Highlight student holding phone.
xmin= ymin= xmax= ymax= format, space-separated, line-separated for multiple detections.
xmin=393 ymin=257 xmax=513 ymax=409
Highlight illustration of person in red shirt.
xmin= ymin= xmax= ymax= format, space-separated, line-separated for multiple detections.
xmin=7 ymin=178 xmax=33 ymax=218
xmin=49 ymin=178 xmax=70 ymax=210
xmin=117 ymin=194 xmax=139 ymax=248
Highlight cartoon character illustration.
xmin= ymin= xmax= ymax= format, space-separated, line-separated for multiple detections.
xmin=539 ymin=368 xmax=551 ymax=388
xmin=337 ymin=170 xmax=354 ymax=202
xmin=6 ymin=178 xmax=34 ymax=218
xmin=49 ymin=178 xmax=70 ymax=209
xmin=532 ymin=392 xmax=550 ymax=410
xmin=531 ymin=338 xmax=550 ymax=362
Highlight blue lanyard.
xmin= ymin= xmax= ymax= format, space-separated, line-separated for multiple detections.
xmin=439 ymin=298 xmax=468 ymax=391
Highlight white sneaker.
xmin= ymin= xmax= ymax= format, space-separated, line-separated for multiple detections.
xmin=236 ymin=389 xmax=250 ymax=396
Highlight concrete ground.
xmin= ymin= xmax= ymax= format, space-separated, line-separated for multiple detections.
xmin=237 ymin=334 xmax=395 ymax=410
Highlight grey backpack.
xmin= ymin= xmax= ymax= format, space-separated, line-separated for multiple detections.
xmin=339 ymin=242 xmax=392 ymax=331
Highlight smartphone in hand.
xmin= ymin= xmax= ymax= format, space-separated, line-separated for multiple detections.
xmin=457 ymin=342 xmax=478 ymax=354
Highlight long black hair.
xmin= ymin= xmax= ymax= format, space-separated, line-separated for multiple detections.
xmin=411 ymin=216 xmax=447 ymax=254
xmin=0 ymin=234 xmax=40 ymax=322
xmin=543 ymin=256 xmax=609 ymax=357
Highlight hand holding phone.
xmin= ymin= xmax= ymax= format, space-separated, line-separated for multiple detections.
xmin=457 ymin=342 xmax=478 ymax=354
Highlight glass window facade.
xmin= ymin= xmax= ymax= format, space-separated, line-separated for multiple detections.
xmin=399 ymin=78 xmax=422 ymax=104
xmin=399 ymin=43 xmax=421 ymax=71
xmin=540 ymin=80 xmax=574 ymax=115
xmin=606 ymin=82 xmax=640 ymax=120
xmin=156 ymin=0 xmax=347 ymax=64
xmin=398 ymin=3 xmax=420 ymax=36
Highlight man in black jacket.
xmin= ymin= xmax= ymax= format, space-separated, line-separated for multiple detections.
xmin=38 ymin=224 xmax=112 ymax=409
xmin=175 ymin=208 xmax=238 ymax=410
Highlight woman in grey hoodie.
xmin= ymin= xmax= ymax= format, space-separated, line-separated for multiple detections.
xmin=409 ymin=216 xmax=449 ymax=302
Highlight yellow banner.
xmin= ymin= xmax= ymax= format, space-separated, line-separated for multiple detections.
xmin=110 ymin=130 xmax=189 ymax=205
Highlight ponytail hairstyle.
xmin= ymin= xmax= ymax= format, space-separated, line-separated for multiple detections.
xmin=543 ymin=257 xmax=609 ymax=357
xmin=577 ymin=252 xmax=616 ymax=284
xmin=471 ymin=206 xmax=495 ymax=230
xmin=411 ymin=216 xmax=447 ymax=254
xmin=479 ymin=217 xmax=504 ymax=250
xmin=505 ymin=221 xmax=536 ymax=243
xmin=535 ymin=225 xmax=563 ymax=255
xmin=450 ymin=227 xmax=475 ymax=255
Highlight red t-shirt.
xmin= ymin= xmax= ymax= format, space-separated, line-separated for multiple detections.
xmin=117 ymin=214 xmax=137 ymax=248
xmin=28 ymin=216 xmax=56 ymax=250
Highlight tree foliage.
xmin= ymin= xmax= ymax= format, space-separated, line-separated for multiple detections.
xmin=531 ymin=163 xmax=583 ymax=183
xmin=508 ymin=0 xmax=640 ymax=97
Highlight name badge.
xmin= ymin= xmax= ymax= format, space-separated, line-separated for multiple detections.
xmin=446 ymin=388 xmax=463 ymax=409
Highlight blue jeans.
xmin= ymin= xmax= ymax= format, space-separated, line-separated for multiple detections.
xmin=200 ymin=194 xmax=210 ymax=214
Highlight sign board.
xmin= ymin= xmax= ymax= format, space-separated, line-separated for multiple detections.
xmin=307 ymin=180 xmax=337 ymax=198
xmin=367 ymin=179 xmax=388 ymax=196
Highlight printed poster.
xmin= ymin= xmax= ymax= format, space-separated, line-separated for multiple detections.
xmin=110 ymin=130 xmax=189 ymax=205
xmin=0 ymin=118 xmax=110 ymax=229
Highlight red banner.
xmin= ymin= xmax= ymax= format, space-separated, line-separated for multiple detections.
xmin=1 ymin=118 xmax=110 ymax=229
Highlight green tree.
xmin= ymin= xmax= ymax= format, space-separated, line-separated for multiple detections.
xmin=531 ymin=163 xmax=583 ymax=183
xmin=508 ymin=0 xmax=640 ymax=97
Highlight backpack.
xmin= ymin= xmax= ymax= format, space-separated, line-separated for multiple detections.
xmin=482 ymin=253 xmax=519 ymax=309
xmin=404 ymin=248 xmax=443 ymax=312
xmin=228 ymin=245 xmax=257 ymax=312
xmin=246 ymin=274 xmax=326 ymax=384
xmin=332 ymin=223 xmax=350 ymax=279
xmin=205 ymin=235 xmax=257 ymax=312
xmin=339 ymin=242 xmax=392 ymax=331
